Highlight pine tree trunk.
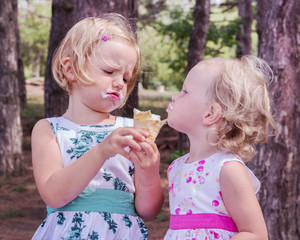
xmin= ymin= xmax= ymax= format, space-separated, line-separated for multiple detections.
xmin=0 ymin=0 xmax=23 ymax=176
xmin=44 ymin=0 xmax=76 ymax=117
xmin=12 ymin=0 xmax=26 ymax=108
xmin=249 ymin=0 xmax=300 ymax=239
xmin=236 ymin=0 xmax=252 ymax=57
xmin=187 ymin=0 xmax=210 ymax=72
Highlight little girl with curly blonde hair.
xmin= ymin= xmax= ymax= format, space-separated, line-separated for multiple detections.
xmin=165 ymin=56 xmax=277 ymax=240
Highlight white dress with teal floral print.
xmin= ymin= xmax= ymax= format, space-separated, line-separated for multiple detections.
xmin=32 ymin=116 xmax=148 ymax=240
xmin=164 ymin=152 xmax=260 ymax=240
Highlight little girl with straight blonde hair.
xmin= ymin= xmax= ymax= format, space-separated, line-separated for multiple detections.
xmin=165 ymin=55 xmax=277 ymax=240
xmin=31 ymin=13 xmax=163 ymax=240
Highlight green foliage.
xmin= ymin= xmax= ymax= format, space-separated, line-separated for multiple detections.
xmin=139 ymin=2 xmax=242 ymax=91
xmin=2 ymin=209 xmax=24 ymax=218
xmin=21 ymin=94 xmax=44 ymax=131
xmin=155 ymin=209 xmax=170 ymax=222
xmin=0 ymin=179 xmax=6 ymax=188
xmin=169 ymin=150 xmax=187 ymax=163
xmin=18 ymin=0 xmax=51 ymax=79
xmin=138 ymin=89 xmax=172 ymax=119
xmin=13 ymin=185 xmax=27 ymax=193
xmin=138 ymin=0 xmax=167 ymax=25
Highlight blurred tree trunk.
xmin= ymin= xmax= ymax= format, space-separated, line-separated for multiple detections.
xmin=76 ymin=0 xmax=138 ymax=118
xmin=0 ymin=0 xmax=23 ymax=176
xmin=250 ymin=0 xmax=300 ymax=239
xmin=187 ymin=0 xmax=210 ymax=72
xmin=236 ymin=0 xmax=252 ymax=57
xmin=179 ymin=0 xmax=210 ymax=151
xmin=12 ymin=0 xmax=26 ymax=108
xmin=44 ymin=0 xmax=76 ymax=117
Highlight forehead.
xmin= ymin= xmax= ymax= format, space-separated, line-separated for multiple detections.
xmin=91 ymin=40 xmax=137 ymax=69
xmin=185 ymin=61 xmax=222 ymax=87
xmin=184 ymin=63 xmax=208 ymax=86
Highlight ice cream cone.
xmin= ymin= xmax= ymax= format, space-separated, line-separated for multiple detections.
xmin=133 ymin=108 xmax=166 ymax=141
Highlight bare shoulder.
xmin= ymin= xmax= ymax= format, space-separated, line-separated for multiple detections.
xmin=31 ymin=119 xmax=53 ymax=139
xmin=219 ymin=160 xmax=255 ymax=198
xmin=219 ymin=162 xmax=268 ymax=238
xmin=220 ymin=161 xmax=250 ymax=183
xmin=31 ymin=119 xmax=58 ymax=159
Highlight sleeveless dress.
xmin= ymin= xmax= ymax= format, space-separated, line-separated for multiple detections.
xmin=164 ymin=152 xmax=260 ymax=240
xmin=32 ymin=116 xmax=148 ymax=240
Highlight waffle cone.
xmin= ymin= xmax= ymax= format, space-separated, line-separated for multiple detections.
xmin=133 ymin=109 xmax=166 ymax=141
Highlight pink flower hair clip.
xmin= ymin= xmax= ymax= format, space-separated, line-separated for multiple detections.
xmin=99 ymin=29 xmax=110 ymax=41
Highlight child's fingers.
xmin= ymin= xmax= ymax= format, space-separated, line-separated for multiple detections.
xmin=129 ymin=150 xmax=141 ymax=165
xmin=138 ymin=141 xmax=154 ymax=156
xmin=124 ymin=138 xmax=142 ymax=152
xmin=117 ymin=127 xmax=149 ymax=141
xmin=120 ymin=149 xmax=131 ymax=160
xmin=144 ymin=138 xmax=158 ymax=152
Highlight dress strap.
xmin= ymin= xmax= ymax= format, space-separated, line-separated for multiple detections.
xmin=47 ymin=188 xmax=137 ymax=216
xmin=46 ymin=117 xmax=59 ymax=135
xmin=170 ymin=213 xmax=238 ymax=232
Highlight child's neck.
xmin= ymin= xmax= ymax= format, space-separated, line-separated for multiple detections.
xmin=67 ymin=97 xmax=114 ymax=125
xmin=187 ymin=135 xmax=218 ymax=163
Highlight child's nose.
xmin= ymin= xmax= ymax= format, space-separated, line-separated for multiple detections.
xmin=172 ymin=92 xmax=179 ymax=101
xmin=112 ymin=76 xmax=124 ymax=90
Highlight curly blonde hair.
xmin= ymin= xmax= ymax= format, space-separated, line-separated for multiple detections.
xmin=205 ymin=56 xmax=277 ymax=162
xmin=52 ymin=13 xmax=141 ymax=101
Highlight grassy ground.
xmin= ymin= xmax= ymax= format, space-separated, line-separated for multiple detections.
xmin=0 ymin=84 xmax=180 ymax=240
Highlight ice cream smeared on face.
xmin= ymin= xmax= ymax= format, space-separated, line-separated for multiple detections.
xmin=101 ymin=89 xmax=124 ymax=101
xmin=167 ymin=103 xmax=173 ymax=110
xmin=133 ymin=108 xmax=166 ymax=141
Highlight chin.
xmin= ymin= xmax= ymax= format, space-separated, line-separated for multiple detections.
xmin=167 ymin=118 xmax=182 ymax=132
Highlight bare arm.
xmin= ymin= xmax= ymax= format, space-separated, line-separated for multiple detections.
xmin=220 ymin=162 xmax=268 ymax=240
xmin=32 ymin=119 xmax=147 ymax=209
xmin=129 ymin=139 xmax=164 ymax=220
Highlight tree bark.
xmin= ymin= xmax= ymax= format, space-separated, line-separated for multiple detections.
xmin=12 ymin=0 xmax=26 ymax=108
xmin=44 ymin=0 xmax=76 ymax=117
xmin=0 ymin=0 xmax=23 ymax=176
xmin=187 ymin=0 xmax=210 ymax=72
xmin=236 ymin=0 xmax=252 ymax=57
xmin=250 ymin=0 xmax=300 ymax=239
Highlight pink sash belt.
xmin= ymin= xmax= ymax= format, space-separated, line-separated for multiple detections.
xmin=170 ymin=213 xmax=238 ymax=232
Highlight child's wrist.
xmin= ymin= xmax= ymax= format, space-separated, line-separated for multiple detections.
xmin=138 ymin=174 xmax=162 ymax=188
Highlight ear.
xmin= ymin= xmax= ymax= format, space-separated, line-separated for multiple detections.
xmin=202 ymin=103 xmax=223 ymax=126
xmin=62 ymin=57 xmax=76 ymax=82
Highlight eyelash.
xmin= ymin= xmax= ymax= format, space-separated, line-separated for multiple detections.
xmin=103 ymin=70 xmax=113 ymax=74
xmin=103 ymin=70 xmax=129 ymax=83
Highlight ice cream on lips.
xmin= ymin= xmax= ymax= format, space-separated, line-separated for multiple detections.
xmin=101 ymin=89 xmax=124 ymax=101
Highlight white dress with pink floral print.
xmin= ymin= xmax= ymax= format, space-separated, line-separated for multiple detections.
xmin=164 ymin=152 xmax=260 ymax=240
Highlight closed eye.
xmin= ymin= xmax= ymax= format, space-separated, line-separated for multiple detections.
xmin=103 ymin=70 xmax=113 ymax=74
xmin=182 ymin=89 xmax=187 ymax=94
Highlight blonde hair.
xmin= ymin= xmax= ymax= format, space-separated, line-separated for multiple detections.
xmin=205 ymin=56 xmax=278 ymax=162
xmin=52 ymin=13 xmax=140 ymax=101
